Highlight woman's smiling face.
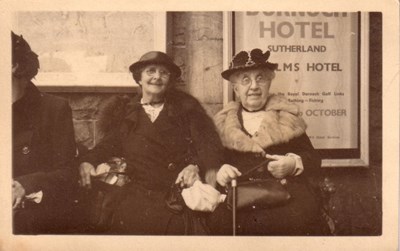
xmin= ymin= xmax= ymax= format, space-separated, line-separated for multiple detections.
xmin=139 ymin=64 xmax=171 ymax=98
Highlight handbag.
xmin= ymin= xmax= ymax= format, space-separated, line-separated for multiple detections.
xmin=165 ymin=183 xmax=185 ymax=215
xmin=226 ymin=159 xmax=291 ymax=211
xmin=86 ymin=157 xmax=131 ymax=232
xmin=165 ymin=183 xmax=210 ymax=235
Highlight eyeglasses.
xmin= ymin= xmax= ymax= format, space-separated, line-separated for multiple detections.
xmin=238 ymin=75 xmax=271 ymax=86
xmin=145 ymin=67 xmax=171 ymax=79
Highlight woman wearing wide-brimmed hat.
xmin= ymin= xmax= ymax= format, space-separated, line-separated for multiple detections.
xmin=209 ymin=49 xmax=328 ymax=235
xmin=78 ymin=51 xmax=224 ymax=234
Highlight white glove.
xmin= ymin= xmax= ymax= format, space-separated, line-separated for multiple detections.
xmin=181 ymin=180 xmax=226 ymax=212
xmin=96 ymin=163 xmax=111 ymax=175
xmin=25 ymin=191 xmax=43 ymax=203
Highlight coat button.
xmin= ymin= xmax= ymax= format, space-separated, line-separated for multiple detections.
xmin=254 ymin=152 xmax=263 ymax=158
xmin=22 ymin=146 xmax=30 ymax=155
xmin=167 ymin=163 xmax=176 ymax=171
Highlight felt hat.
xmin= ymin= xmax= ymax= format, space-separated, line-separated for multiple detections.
xmin=12 ymin=31 xmax=40 ymax=80
xmin=129 ymin=51 xmax=181 ymax=79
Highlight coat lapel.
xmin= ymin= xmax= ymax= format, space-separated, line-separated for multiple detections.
xmin=155 ymin=102 xmax=181 ymax=134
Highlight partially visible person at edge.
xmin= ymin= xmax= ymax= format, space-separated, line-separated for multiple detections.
xmin=12 ymin=32 xmax=77 ymax=234
xmin=78 ymin=51 xmax=224 ymax=234
xmin=208 ymin=48 xmax=329 ymax=235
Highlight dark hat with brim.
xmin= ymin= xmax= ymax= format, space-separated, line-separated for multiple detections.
xmin=222 ymin=48 xmax=278 ymax=80
xmin=129 ymin=51 xmax=181 ymax=78
xmin=12 ymin=31 xmax=39 ymax=80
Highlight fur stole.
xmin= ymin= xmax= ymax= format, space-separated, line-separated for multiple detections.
xmin=214 ymin=94 xmax=307 ymax=153
xmin=95 ymin=89 xmax=208 ymax=142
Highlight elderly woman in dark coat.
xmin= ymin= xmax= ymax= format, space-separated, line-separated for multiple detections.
xmin=209 ymin=49 xmax=327 ymax=235
xmin=78 ymin=51 xmax=224 ymax=235
xmin=12 ymin=32 xmax=77 ymax=234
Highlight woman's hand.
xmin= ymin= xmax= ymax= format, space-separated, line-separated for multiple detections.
xmin=12 ymin=180 xmax=26 ymax=209
xmin=175 ymin=164 xmax=200 ymax=188
xmin=79 ymin=162 xmax=96 ymax=189
xmin=216 ymin=164 xmax=242 ymax=187
xmin=266 ymin=154 xmax=296 ymax=179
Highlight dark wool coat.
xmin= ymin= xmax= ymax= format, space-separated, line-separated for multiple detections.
xmin=13 ymin=82 xmax=76 ymax=234
xmin=81 ymin=88 xmax=224 ymax=234
xmin=209 ymin=95 xmax=328 ymax=235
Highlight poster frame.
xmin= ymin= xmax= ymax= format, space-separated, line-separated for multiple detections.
xmin=223 ymin=11 xmax=370 ymax=167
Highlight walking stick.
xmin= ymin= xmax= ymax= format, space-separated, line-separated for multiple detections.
xmin=230 ymin=159 xmax=270 ymax=236
xmin=231 ymin=179 xmax=237 ymax=236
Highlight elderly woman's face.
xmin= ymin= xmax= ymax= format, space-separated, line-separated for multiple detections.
xmin=230 ymin=68 xmax=274 ymax=111
xmin=139 ymin=64 xmax=171 ymax=97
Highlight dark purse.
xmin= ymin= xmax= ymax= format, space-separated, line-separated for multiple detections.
xmin=165 ymin=183 xmax=210 ymax=235
xmin=86 ymin=157 xmax=131 ymax=232
xmin=165 ymin=183 xmax=185 ymax=215
xmin=226 ymin=159 xmax=291 ymax=211
xmin=163 ymin=114 xmax=210 ymax=235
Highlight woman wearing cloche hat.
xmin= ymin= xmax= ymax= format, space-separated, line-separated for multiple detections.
xmin=209 ymin=48 xmax=329 ymax=235
xmin=78 ymin=51 xmax=225 ymax=234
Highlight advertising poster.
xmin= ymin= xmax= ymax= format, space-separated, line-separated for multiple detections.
xmin=234 ymin=12 xmax=359 ymax=150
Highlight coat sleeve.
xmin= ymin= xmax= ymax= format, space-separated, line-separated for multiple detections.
xmin=188 ymin=105 xmax=225 ymax=187
xmin=284 ymin=133 xmax=322 ymax=178
xmin=78 ymin=127 xmax=123 ymax=167
xmin=78 ymin=96 xmax=128 ymax=167
xmin=15 ymin=101 xmax=76 ymax=198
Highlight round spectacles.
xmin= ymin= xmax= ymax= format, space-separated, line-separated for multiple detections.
xmin=145 ymin=67 xmax=171 ymax=79
xmin=239 ymin=76 xmax=270 ymax=86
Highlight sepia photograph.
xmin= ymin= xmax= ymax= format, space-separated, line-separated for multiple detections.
xmin=0 ymin=0 xmax=398 ymax=250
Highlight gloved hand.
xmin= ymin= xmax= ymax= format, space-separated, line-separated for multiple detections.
xmin=216 ymin=164 xmax=242 ymax=187
xmin=12 ymin=180 xmax=26 ymax=209
xmin=79 ymin=162 xmax=96 ymax=189
xmin=266 ymin=154 xmax=296 ymax=179
xmin=175 ymin=164 xmax=200 ymax=188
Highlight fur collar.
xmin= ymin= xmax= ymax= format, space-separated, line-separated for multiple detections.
xmin=96 ymin=88 xmax=205 ymax=141
xmin=214 ymin=94 xmax=307 ymax=153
